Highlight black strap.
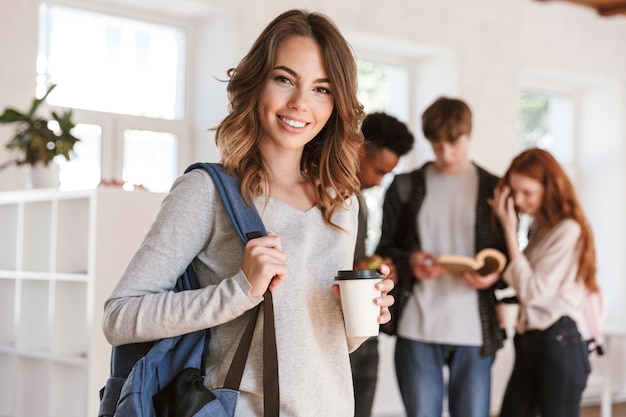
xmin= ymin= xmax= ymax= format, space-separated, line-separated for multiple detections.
xmin=222 ymin=304 xmax=260 ymax=390
xmin=263 ymin=290 xmax=279 ymax=416
xmin=222 ymin=290 xmax=278 ymax=417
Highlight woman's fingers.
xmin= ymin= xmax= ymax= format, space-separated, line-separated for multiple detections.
xmin=375 ymin=278 xmax=395 ymax=324
xmin=242 ymin=233 xmax=287 ymax=297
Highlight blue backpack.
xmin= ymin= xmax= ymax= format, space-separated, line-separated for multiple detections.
xmin=98 ymin=162 xmax=279 ymax=417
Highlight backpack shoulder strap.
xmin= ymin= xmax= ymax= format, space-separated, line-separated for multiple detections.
xmin=98 ymin=163 xmax=271 ymax=417
xmin=172 ymin=162 xmax=266 ymax=293
xmin=184 ymin=162 xmax=267 ymax=243
xmin=185 ymin=163 xmax=278 ymax=414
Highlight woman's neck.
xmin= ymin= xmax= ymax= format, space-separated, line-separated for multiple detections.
xmin=264 ymin=156 xmax=315 ymax=211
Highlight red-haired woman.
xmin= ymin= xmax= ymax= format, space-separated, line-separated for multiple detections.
xmin=490 ymin=148 xmax=597 ymax=417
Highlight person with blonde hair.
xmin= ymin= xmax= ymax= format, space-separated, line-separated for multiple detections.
xmin=490 ymin=147 xmax=597 ymax=417
xmin=102 ymin=9 xmax=395 ymax=416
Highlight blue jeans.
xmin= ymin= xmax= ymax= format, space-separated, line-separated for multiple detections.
xmin=499 ymin=316 xmax=591 ymax=417
xmin=395 ymin=337 xmax=494 ymax=417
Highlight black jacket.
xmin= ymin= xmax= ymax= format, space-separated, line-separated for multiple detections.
xmin=376 ymin=162 xmax=508 ymax=356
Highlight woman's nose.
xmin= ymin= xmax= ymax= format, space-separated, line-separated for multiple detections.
xmin=288 ymin=88 xmax=308 ymax=110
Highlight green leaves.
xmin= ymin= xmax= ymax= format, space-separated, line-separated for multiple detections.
xmin=0 ymin=108 xmax=29 ymax=124
xmin=0 ymin=84 xmax=80 ymax=167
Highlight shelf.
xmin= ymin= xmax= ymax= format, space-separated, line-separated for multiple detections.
xmin=0 ymin=353 xmax=16 ymax=416
xmin=0 ymin=345 xmax=88 ymax=365
xmin=55 ymin=197 xmax=89 ymax=273
xmin=22 ymin=201 xmax=53 ymax=272
xmin=49 ymin=362 xmax=87 ymax=417
xmin=17 ymin=280 xmax=50 ymax=351
xmin=0 ymin=203 xmax=18 ymax=271
xmin=16 ymin=357 xmax=49 ymax=417
xmin=51 ymin=281 xmax=88 ymax=355
xmin=0 ymin=271 xmax=88 ymax=281
xmin=0 ymin=187 xmax=165 ymax=417
xmin=0 ymin=280 xmax=16 ymax=346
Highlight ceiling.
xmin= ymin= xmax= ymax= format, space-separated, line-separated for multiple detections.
xmin=536 ymin=0 xmax=626 ymax=16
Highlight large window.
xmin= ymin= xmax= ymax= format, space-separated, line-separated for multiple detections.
xmin=56 ymin=123 xmax=102 ymax=190
xmin=519 ymin=91 xmax=575 ymax=167
xmin=357 ymin=59 xmax=409 ymax=121
xmin=38 ymin=3 xmax=186 ymax=119
xmin=357 ymin=59 xmax=410 ymax=255
xmin=37 ymin=3 xmax=187 ymax=192
xmin=518 ymin=74 xmax=625 ymax=322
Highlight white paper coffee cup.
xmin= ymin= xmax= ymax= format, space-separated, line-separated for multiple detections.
xmin=335 ymin=269 xmax=383 ymax=337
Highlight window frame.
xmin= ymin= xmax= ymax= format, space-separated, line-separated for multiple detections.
xmin=518 ymin=86 xmax=578 ymax=185
xmin=37 ymin=1 xmax=195 ymax=190
xmin=354 ymin=55 xmax=414 ymax=256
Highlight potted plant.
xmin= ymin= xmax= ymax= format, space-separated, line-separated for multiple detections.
xmin=0 ymin=84 xmax=80 ymax=180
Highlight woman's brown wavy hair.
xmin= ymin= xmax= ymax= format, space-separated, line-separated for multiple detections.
xmin=501 ymin=148 xmax=598 ymax=292
xmin=214 ymin=9 xmax=364 ymax=228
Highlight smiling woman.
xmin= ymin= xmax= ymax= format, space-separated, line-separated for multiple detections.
xmin=257 ymin=37 xmax=334 ymax=148
xmin=101 ymin=9 xmax=395 ymax=417
xmin=215 ymin=10 xmax=366 ymax=226
xmin=255 ymin=36 xmax=335 ymax=211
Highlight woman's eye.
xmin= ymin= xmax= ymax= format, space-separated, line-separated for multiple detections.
xmin=274 ymin=75 xmax=293 ymax=85
xmin=314 ymin=86 xmax=331 ymax=95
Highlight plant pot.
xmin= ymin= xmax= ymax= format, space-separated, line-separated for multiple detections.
xmin=26 ymin=162 xmax=60 ymax=189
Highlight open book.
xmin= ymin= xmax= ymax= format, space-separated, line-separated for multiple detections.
xmin=435 ymin=248 xmax=507 ymax=276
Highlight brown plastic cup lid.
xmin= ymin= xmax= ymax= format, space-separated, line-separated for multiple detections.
xmin=334 ymin=269 xmax=384 ymax=280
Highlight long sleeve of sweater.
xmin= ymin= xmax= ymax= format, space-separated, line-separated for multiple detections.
xmin=102 ymin=167 xmax=363 ymax=416
xmin=503 ymin=218 xmax=585 ymax=332
xmin=102 ymin=169 xmax=261 ymax=345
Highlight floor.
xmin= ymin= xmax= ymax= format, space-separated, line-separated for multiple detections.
xmin=580 ymin=402 xmax=626 ymax=417
xmin=487 ymin=402 xmax=626 ymax=417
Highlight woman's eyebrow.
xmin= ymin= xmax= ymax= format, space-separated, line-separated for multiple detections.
xmin=273 ymin=65 xmax=330 ymax=84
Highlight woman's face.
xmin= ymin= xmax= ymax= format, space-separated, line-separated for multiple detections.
xmin=257 ymin=36 xmax=334 ymax=155
xmin=508 ymin=172 xmax=544 ymax=215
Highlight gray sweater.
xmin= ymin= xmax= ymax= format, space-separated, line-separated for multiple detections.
xmin=102 ymin=168 xmax=362 ymax=416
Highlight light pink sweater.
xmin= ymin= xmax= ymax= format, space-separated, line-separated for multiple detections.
xmin=503 ymin=218 xmax=586 ymax=333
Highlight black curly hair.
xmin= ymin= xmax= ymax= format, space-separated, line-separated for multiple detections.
xmin=361 ymin=112 xmax=414 ymax=157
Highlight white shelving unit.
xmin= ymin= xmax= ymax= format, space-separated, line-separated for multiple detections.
xmin=0 ymin=187 xmax=165 ymax=417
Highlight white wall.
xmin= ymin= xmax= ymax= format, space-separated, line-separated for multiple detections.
xmin=1 ymin=0 xmax=626 ymax=415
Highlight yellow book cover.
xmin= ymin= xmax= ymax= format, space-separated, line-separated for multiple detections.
xmin=435 ymin=248 xmax=507 ymax=276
